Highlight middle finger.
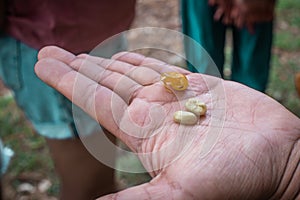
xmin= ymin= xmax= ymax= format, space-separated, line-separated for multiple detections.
xmin=78 ymin=54 xmax=161 ymax=86
xmin=70 ymin=58 xmax=143 ymax=104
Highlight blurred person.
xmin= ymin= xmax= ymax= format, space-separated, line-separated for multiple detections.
xmin=35 ymin=46 xmax=300 ymax=199
xmin=0 ymin=0 xmax=136 ymax=199
xmin=181 ymin=0 xmax=276 ymax=92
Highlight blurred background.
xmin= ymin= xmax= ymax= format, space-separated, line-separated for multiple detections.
xmin=0 ymin=0 xmax=299 ymax=199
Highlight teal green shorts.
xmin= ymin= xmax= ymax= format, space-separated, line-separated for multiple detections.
xmin=0 ymin=34 xmax=77 ymax=139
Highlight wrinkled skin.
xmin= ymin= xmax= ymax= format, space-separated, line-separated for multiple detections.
xmin=35 ymin=46 xmax=300 ymax=200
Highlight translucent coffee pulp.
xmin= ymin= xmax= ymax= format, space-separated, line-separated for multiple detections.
xmin=161 ymin=72 xmax=189 ymax=91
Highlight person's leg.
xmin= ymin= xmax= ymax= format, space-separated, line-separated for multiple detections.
xmin=46 ymin=132 xmax=116 ymax=200
xmin=0 ymin=34 xmax=116 ymax=199
xmin=181 ymin=0 xmax=226 ymax=75
xmin=231 ymin=22 xmax=273 ymax=92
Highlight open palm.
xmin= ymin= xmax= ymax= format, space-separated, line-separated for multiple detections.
xmin=35 ymin=46 xmax=300 ymax=200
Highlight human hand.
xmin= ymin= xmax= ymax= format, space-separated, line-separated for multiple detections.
xmin=35 ymin=46 xmax=300 ymax=199
xmin=209 ymin=0 xmax=275 ymax=32
xmin=208 ymin=0 xmax=234 ymax=24
xmin=231 ymin=0 xmax=276 ymax=32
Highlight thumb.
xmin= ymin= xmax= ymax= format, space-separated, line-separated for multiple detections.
xmin=96 ymin=177 xmax=181 ymax=200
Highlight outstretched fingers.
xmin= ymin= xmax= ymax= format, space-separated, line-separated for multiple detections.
xmin=37 ymin=46 xmax=156 ymax=104
xmin=112 ymin=51 xmax=191 ymax=75
xmin=34 ymin=56 xmax=127 ymax=139
xmin=38 ymin=45 xmax=76 ymax=64
xmin=35 ymin=46 xmax=165 ymax=150
xmin=77 ymin=53 xmax=161 ymax=86
xmin=69 ymin=58 xmax=143 ymax=104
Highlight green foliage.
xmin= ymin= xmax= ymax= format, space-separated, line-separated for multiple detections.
xmin=275 ymin=0 xmax=300 ymax=51
xmin=274 ymin=31 xmax=300 ymax=51
xmin=267 ymin=55 xmax=300 ymax=116
xmin=0 ymin=95 xmax=58 ymax=196
xmin=266 ymin=0 xmax=300 ymax=117
xmin=277 ymin=0 xmax=300 ymax=10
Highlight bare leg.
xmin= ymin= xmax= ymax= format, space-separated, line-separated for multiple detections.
xmin=46 ymin=133 xmax=116 ymax=200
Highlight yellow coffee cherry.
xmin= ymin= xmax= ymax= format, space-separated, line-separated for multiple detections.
xmin=161 ymin=72 xmax=188 ymax=91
